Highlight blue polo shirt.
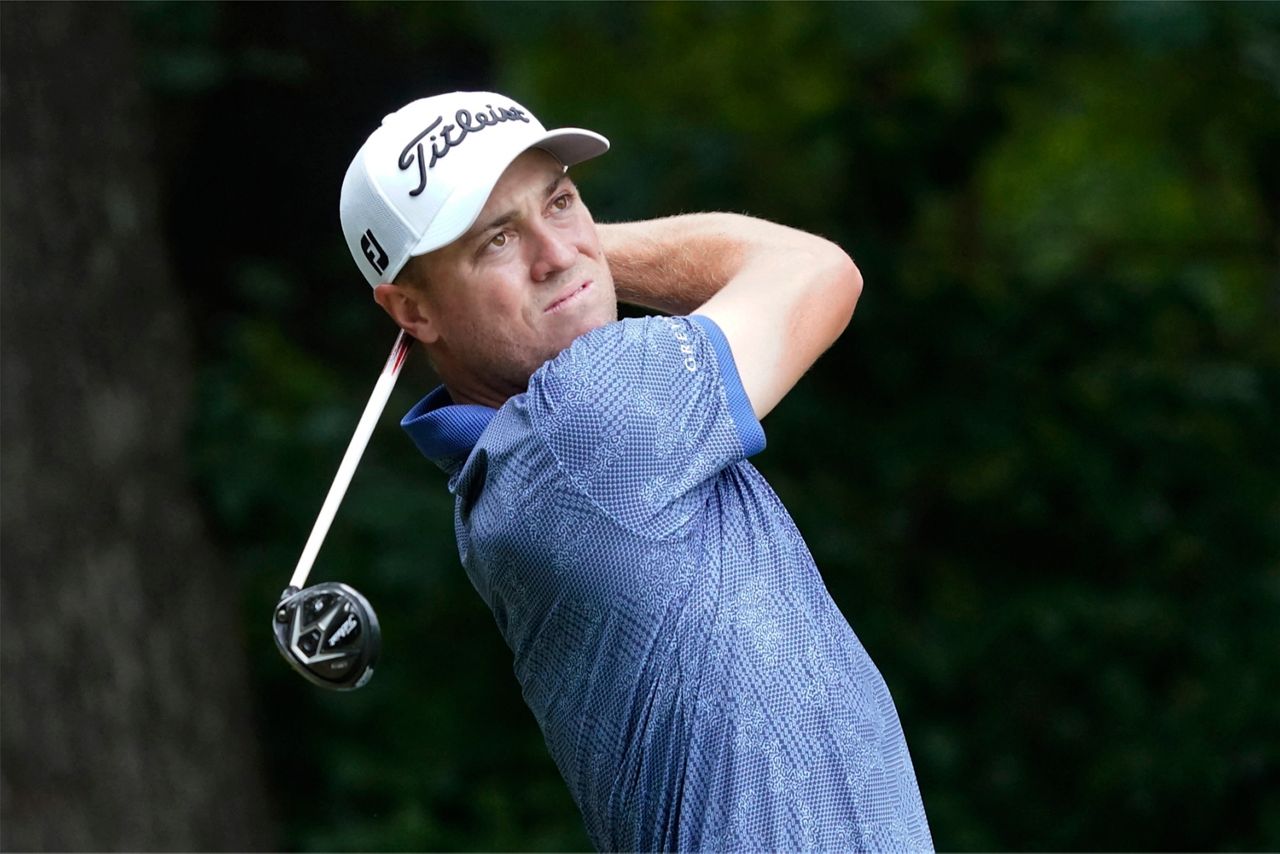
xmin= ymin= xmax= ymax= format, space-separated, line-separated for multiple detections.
xmin=403 ymin=315 xmax=932 ymax=852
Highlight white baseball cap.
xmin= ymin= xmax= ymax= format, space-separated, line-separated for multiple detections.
xmin=340 ymin=91 xmax=610 ymax=287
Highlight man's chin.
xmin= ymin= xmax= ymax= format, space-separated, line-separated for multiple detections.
xmin=561 ymin=298 xmax=616 ymax=338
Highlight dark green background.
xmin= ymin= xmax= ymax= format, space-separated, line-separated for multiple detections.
xmin=136 ymin=2 xmax=1279 ymax=850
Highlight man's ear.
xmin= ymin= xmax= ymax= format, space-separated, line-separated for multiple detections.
xmin=373 ymin=283 xmax=439 ymax=344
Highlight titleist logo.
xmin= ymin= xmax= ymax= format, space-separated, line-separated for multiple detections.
xmin=399 ymin=104 xmax=531 ymax=197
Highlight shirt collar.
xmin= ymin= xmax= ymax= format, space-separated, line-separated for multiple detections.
xmin=401 ymin=385 xmax=496 ymax=476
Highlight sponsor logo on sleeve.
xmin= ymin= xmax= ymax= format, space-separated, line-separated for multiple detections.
xmin=663 ymin=317 xmax=699 ymax=373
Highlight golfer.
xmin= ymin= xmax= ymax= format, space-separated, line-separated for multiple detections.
xmin=340 ymin=91 xmax=933 ymax=852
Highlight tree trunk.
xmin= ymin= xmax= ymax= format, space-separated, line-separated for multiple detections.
xmin=0 ymin=3 xmax=275 ymax=849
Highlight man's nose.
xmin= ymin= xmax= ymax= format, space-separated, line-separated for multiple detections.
xmin=529 ymin=223 xmax=577 ymax=282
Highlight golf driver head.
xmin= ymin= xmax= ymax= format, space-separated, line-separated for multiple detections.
xmin=273 ymin=582 xmax=380 ymax=690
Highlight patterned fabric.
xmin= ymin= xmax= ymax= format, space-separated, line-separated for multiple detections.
xmin=402 ymin=315 xmax=933 ymax=852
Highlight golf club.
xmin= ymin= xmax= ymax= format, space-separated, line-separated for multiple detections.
xmin=272 ymin=330 xmax=413 ymax=690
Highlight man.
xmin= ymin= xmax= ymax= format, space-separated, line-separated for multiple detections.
xmin=340 ymin=91 xmax=932 ymax=852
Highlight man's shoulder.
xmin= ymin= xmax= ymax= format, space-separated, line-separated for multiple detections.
xmin=543 ymin=315 xmax=649 ymax=369
xmin=531 ymin=314 xmax=709 ymax=400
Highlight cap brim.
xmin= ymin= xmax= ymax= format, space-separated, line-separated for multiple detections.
xmin=534 ymin=127 xmax=610 ymax=168
xmin=408 ymin=127 xmax=610 ymax=259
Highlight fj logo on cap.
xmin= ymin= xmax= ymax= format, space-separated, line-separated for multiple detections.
xmin=360 ymin=229 xmax=389 ymax=274
xmin=399 ymin=104 xmax=531 ymax=197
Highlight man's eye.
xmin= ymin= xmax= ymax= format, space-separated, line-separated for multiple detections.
xmin=552 ymin=193 xmax=572 ymax=211
xmin=490 ymin=233 xmax=508 ymax=248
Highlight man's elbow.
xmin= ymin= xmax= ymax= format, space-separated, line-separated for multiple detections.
xmin=824 ymin=245 xmax=862 ymax=334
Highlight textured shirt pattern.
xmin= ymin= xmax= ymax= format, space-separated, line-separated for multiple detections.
xmin=402 ymin=315 xmax=932 ymax=852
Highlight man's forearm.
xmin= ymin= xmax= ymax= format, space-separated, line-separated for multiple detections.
xmin=598 ymin=214 xmax=753 ymax=315
xmin=599 ymin=212 xmax=860 ymax=419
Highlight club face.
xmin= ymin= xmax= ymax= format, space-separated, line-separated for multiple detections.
xmin=272 ymin=582 xmax=380 ymax=690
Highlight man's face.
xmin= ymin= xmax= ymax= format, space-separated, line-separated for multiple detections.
xmin=413 ymin=148 xmax=617 ymax=404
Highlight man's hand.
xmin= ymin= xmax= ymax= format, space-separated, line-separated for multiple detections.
xmin=599 ymin=214 xmax=861 ymax=419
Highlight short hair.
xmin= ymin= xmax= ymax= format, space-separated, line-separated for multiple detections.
xmin=393 ymin=254 xmax=429 ymax=291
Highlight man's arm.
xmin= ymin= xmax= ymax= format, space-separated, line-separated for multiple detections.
xmin=598 ymin=213 xmax=862 ymax=420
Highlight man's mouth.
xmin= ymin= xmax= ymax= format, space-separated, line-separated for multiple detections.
xmin=544 ymin=280 xmax=592 ymax=314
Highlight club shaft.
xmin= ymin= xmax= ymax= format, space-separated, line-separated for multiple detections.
xmin=289 ymin=330 xmax=413 ymax=590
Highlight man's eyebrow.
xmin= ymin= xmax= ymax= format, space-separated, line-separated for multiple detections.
xmin=544 ymin=172 xmax=569 ymax=198
xmin=470 ymin=210 xmax=516 ymax=240
xmin=467 ymin=173 xmax=572 ymax=241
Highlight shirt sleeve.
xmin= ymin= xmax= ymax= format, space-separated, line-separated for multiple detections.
xmin=524 ymin=314 xmax=765 ymax=536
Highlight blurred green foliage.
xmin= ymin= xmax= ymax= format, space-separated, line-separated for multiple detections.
xmin=133 ymin=1 xmax=1279 ymax=850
